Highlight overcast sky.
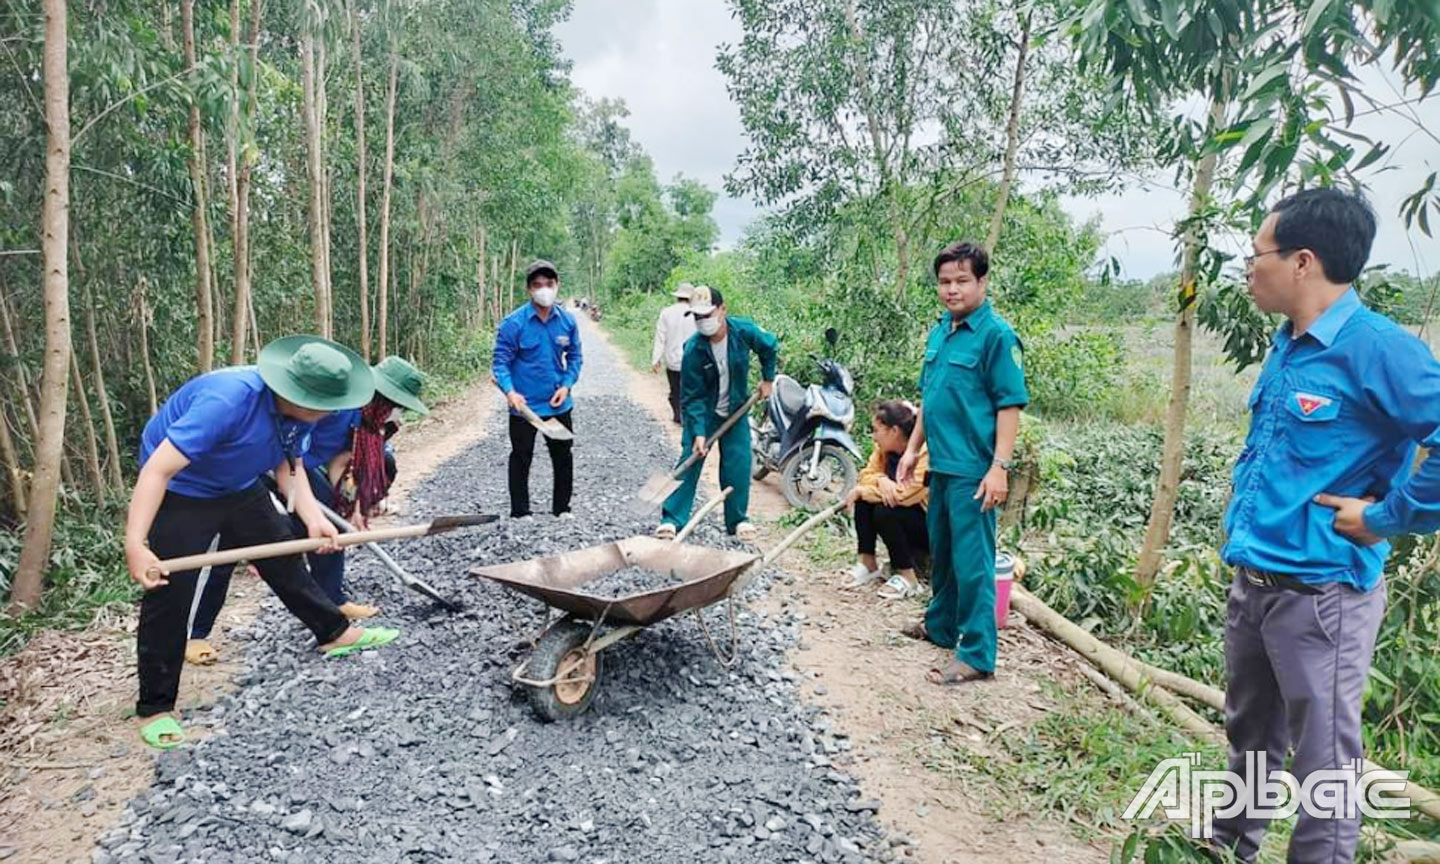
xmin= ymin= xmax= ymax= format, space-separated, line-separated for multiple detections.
xmin=556 ymin=1 xmax=1437 ymax=282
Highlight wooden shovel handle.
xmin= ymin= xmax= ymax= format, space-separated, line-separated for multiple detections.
xmin=673 ymin=391 xmax=762 ymax=477
xmin=151 ymin=523 xmax=431 ymax=575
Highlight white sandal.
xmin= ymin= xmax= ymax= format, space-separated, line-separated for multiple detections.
xmin=654 ymin=523 xmax=677 ymax=540
xmin=735 ymin=521 xmax=758 ymax=543
xmin=876 ymin=574 xmax=920 ymax=600
xmin=842 ymin=563 xmax=882 ymax=589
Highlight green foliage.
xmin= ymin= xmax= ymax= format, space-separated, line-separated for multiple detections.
xmin=602 ymin=158 xmax=719 ymax=296
xmin=1020 ymin=422 xmax=1236 ymax=684
xmin=0 ymin=496 xmax=134 ymax=659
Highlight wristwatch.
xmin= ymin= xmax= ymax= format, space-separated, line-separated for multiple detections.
xmin=993 ymin=457 xmax=1016 ymax=472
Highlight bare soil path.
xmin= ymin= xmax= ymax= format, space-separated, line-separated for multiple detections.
xmin=596 ymin=317 xmax=1109 ymax=863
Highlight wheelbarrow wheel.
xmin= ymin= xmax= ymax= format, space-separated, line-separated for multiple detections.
xmin=527 ymin=620 xmax=602 ymax=722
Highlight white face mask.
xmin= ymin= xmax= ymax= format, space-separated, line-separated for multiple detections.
xmin=532 ymin=287 xmax=557 ymax=308
xmin=697 ymin=316 xmax=721 ymax=337
xmin=385 ymin=407 xmax=403 ymax=426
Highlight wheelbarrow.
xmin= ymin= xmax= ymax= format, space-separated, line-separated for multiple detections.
xmin=470 ymin=492 xmax=844 ymax=721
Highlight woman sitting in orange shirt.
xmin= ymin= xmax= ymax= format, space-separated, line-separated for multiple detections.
xmin=844 ymin=399 xmax=929 ymax=599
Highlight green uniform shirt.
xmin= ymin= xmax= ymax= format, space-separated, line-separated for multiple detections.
xmin=680 ymin=316 xmax=779 ymax=440
xmin=919 ymin=301 xmax=1028 ymax=477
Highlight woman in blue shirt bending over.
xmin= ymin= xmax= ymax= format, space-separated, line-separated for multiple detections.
xmin=125 ymin=336 xmax=400 ymax=750
xmin=183 ymin=356 xmax=430 ymax=664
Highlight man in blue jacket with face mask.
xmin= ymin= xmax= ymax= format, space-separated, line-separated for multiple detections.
xmin=493 ymin=259 xmax=583 ymax=519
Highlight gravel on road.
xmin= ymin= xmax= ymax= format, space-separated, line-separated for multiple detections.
xmin=93 ymin=330 xmax=904 ymax=864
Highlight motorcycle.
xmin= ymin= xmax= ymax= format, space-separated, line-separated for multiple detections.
xmin=751 ymin=328 xmax=861 ymax=510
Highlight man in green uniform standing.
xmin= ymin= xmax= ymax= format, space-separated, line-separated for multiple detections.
xmin=898 ymin=241 xmax=1027 ymax=685
xmin=655 ymin=286 xmax=777 ymax=543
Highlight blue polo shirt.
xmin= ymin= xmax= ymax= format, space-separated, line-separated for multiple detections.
xmin=139 ymin=367 xmax=315 ymax=499
xmin=1222 ymin=289 xmax=1440 ymax=590
xmin=492 ymin=303 xmax=583 ymax=418
xmin=303 ymin=409 xmax=361 ymax=470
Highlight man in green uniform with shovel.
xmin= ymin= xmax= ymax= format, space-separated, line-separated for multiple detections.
xmin=654 ymin=286 xmax=778 ymax=543
xmin=898 ymin=242 xmax=1027 ymax=685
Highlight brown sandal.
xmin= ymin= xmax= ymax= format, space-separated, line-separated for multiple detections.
xmin=926 ymin=660 xmax=991 ymax=686
xmin=900 ymin=619 xmax=929 ymax=641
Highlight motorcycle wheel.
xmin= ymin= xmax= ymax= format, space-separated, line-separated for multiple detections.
xmin=779 ymin=444 xmax=857 ymax=511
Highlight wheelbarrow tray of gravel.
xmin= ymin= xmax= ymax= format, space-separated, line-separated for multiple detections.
xmin=470 ymin=501 xmax=846 ymax=723
xmin=470 ymin=536 xmax=758 ymax=627
xmin=470 ymin=535 xmax=759 ymax=722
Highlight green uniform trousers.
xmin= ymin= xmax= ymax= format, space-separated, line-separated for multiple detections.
xmin=924 ymin=472 xmax=997 ymax=673
xmin=661 ymin=411 xmax=752 ymax=534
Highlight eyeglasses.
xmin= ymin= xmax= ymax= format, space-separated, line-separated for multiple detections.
xmin=1244 ymin=247 xmax=1298 ymax=269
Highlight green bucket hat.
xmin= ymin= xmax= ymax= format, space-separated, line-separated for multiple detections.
xmin=373 ymin=356 xmax=430 ymax=415
xmin=257 ymin=335 xmax=375 ymax=412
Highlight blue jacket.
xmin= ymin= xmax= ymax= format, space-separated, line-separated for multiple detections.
xmin=492 ymin=304 xmax=583 ymax=417
xmin=1222 ymin=289 xmax=1440 ymax=590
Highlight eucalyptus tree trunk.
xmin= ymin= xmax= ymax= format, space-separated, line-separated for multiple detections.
xmin=377 ymin=50 xmax=398 ymax=356
xmin=68 ymin=347 xmax=104 ymax=493
xmin=0 ymin=392 xmax=24 ymax=516
xmin=317 ymin=30 xmax=333 ymax=329
xmin=301 ymin=25 xmax=330 ymax=338
xmin=0 ymin=293 xmax=40 ymax=440
xmin=136 ymin=276 xmax=159 ymax=414
xmin=841 ymin=0 xmax=909 ymax=300
xmin=181 ymin=0 xmax=215 ymax=372
xmin=476 ymin=225 xmax=487 ymax=327
xmin=230 ymin=0 xmax=263 ymax=364
xmin=508 ymin=240 xmax=518 ymax=310
xmin=12 ymin=0 xmax=72 ymax=612
xmin=349 ymin=0 xmax=371 ymax=359
xmin=1133 ymin=94 xmax=1229 ymax=608
xmin=84 ymin=287 xmax=123 ymax=487
xmin=985 ymin=11 xmax=1031 ymax=253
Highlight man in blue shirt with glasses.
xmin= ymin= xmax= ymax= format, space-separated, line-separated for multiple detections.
xmin=1211 ymin=189 xmax=1440 ymax=863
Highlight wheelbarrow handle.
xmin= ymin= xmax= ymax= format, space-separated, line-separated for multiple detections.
xmin=674 ymin=487 xmax=733 ymax=544
xmin=670 ymin=392 xmax=761 ymax=478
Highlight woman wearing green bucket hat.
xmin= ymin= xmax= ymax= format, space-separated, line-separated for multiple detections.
xmin=186 ymin=356 xmax=430 ymax=650
xmin=125 ymin=336 xmax=402 ymax=751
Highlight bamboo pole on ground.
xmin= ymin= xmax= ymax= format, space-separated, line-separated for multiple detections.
xmin=1009 ymin=584 xmax=1440 ymax=824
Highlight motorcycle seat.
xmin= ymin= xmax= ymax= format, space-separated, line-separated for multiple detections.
xmin=775 ymin=375 xmax=806 ymax=417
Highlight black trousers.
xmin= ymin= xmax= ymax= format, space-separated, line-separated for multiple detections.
xmin=854 ymin=499 xmax=928 ymax=571
xmin=138 ymin=484 xmax=349 ymax=717
xmin=508 ymin=410 xmax=574 ymax=517
xmin=665 ymin=369 xmax=682 ymax=424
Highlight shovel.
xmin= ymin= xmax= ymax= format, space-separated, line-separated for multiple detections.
xmin=636 ymin=392 xmax=762 ymax=508
xmin=515 ymin=401 xmax=574 ymax=441
xmin=492 ymin=377 xmax=574 ymax=441
xmin=150 ymin=514 xmax=498 ymax=578
xmin=316 ymin=501 xmax=466 ymax=612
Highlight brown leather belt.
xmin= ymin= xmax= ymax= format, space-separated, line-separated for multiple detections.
xmin=1238 ymin=566 xmax=1321 ymax=595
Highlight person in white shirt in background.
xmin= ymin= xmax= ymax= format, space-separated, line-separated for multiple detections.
xmin=653 ymin=283 xmax=698 ymax=424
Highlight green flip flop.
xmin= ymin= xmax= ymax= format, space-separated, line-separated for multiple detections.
xmin=324 ymin=626 xmax=401 ymax=658
xmin=139 ymin=715 xmax=186 ymax=751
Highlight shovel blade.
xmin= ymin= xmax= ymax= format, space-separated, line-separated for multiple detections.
xmin=635 ymin=473 xmax=681 ymax=508
xmin=428 ymin=514 xmax=500 ymax=533
xmin=538 ymin=420 xmax=574 ymax=441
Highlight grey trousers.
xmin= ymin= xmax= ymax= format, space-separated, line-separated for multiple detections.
xmin=1210 ymin=573 xmax=1387 ymax=864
